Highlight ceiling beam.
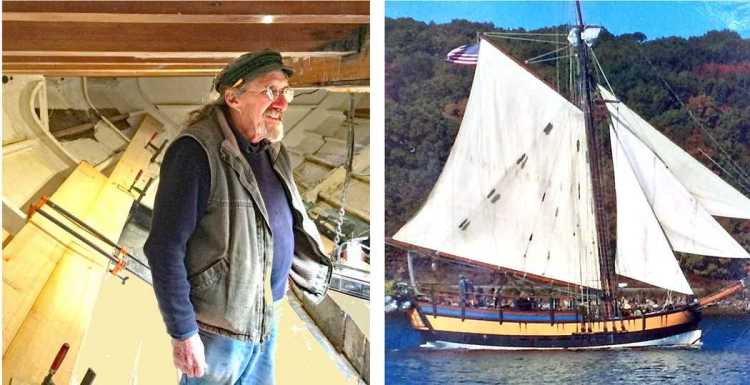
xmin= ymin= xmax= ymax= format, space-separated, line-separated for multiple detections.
xmin=1 ymin=1 xmax=369 ymax=84
xmin=3 ymin=22 xmax=363 ymax=53
xmin=3 ymin=53 xmax=370 ymax=86
xmin=2 ymin=1 xmax=369 ymax=16
xmin=3 ymin=12 xmax=369 ymax=24
xmin=2 ymin=51 xmax=354 ymax=59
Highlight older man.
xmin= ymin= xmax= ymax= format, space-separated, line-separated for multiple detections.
xmin=144 ymin=50 xmax=332 ymax=385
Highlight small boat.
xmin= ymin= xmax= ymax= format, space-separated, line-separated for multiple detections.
xmin=389 ymin=3 xmax=749 ymax=350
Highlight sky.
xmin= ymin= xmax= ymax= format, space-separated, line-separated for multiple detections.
xmin=385 ymin=1 xmax=750 ymax=40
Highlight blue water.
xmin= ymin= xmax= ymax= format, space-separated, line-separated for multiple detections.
xmin=385 ymin=313 xmax=750 ymax=385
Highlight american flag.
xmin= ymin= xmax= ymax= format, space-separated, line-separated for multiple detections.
xmin=446 ymin=43 xmax=479 ymax=65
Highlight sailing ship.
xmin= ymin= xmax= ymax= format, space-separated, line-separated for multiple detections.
xmin=389 ymin=6 xmax=749 ymax=350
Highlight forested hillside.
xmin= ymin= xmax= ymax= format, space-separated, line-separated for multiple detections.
xmin=385 ymin=17 xmax=750 ymax=280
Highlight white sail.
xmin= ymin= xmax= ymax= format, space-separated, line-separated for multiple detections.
xmin=600 ymin=86 xmax=750 ymax=219
xmin=394 ymin=39 xmax=602 ymax=289
xmin=610 ymin=127 xmax=694 ymax=295
xmin=611 ymin=115 xmax=750 ymax=259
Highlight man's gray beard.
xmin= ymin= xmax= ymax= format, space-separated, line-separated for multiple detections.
xmin=267 ymin=121 xmax=284 ymax=143
xmin=253 ymin=120 xmax=283 ymax=143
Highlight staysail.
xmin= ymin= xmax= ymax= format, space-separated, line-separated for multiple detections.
xmin=610 ymin=126 xmax=694 ymax=294
xmin=394 ymin=38 xmax=602 ymax=289
xmin=602 ymin=86 xmax=750 ymax=260
xmin=600 ymin=87 xmax=750 ymax=219
xmin=605 ymin=84 xmax=750 ymax=294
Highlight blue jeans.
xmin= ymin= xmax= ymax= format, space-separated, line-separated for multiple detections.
xmin=180 ymin=312 xmax=278 ymax=385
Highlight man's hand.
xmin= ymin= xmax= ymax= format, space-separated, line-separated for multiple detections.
xmin=172 ymin=333 xmax=208 ymax=378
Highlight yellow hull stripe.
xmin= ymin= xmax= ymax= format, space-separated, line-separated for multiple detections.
xmin=413 ymin=310 xmax=695 ymax=337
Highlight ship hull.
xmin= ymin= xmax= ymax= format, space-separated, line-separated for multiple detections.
xmin=409 ymin=302 xmax=702 ymax=350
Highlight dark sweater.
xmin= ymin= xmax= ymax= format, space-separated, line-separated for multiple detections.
xmin=144 ymin=122 xmax=294 ymax=340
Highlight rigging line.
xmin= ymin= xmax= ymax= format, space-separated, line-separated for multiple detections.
xmin=698 ymin=148 xmax=750 ymax=193
xmin=527 ymin=55 xmax=574 ymax=65
xmin=485 ymin=35 xmax=566 ymax=45
xmin=569 ymin=45 xmax=575 ymax=102
xmin=484 ymin=32 xmax=567 ymax=36
xmin=634 ymin=43 xmax=750 ymax=193
xmin=524 ymin=45 xmax=568 ymax=64
xmin=589 ymin=48 xmax=615 ymax=95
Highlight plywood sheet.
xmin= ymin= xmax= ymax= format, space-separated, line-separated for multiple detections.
xmin=73 ymin=273 xmax=175 ymax=385
xmin=3 ymin=162 xmax=108 ymax=353
xmin=2 ymin=115 xmax=161 ymax=385
xmin=277 ymin=298 xmax=360 ymax=385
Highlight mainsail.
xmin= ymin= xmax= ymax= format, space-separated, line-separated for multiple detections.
xmin=394 ymin=39 xmax=602 ymax=289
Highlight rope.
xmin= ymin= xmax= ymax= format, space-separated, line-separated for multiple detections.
xmin=484 ymin=35 xmax=566 ymax=45
xmin=484 ymin=32 xmax=566 ymax=37
xmin=524 ymin=45 xmax=568 ymax=64
xmin=590 ymin=48 xmax=615 ymax=95
xmin=527 ymin=55 xmax=574 ymax=64
xmin=698 ymin=149 xmax=750 ymax=192
xmin=634 ymin=43 xmax=750 ymax=194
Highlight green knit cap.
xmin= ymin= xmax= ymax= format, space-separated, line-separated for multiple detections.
xmin=213 ymin=49 xmax=293 ymax=92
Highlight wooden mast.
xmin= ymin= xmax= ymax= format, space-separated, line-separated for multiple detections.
xmin=574 ymin=0 xmax=617 ymax=318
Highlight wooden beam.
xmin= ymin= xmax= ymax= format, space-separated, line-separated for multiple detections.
xmin=3 ymin=21 xmax=363 ymax=53
xmin=2 ymin=51 xmax=355 ymax=59
xmin=2 ymin=1 xmax=369 ymax=16
xmin=2 ymin=53 xmax=370 ymax=84
xmin=53 ymin=114 xmax=130 ymax=139
xmin=1 ymin=68 xmax=220 ymax=77
xmin=288 ymin=51 xmax=370 ymax=87
xmin=3 ymin=12 xmax=369 ymax=24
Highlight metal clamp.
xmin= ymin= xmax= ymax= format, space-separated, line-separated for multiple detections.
xmin=128 ymin=169 xmax=155 ymax=204
xmin=26 ymin=196 xmax=150 ymax=284
xmin=144 ymin=132 xmax=168 ymax=164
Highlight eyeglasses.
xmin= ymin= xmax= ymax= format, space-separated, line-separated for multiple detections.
xmin=255 ymin=85 xmax=294 ymax=103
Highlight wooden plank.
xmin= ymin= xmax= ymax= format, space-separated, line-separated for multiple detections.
xmin=2 ymin=56 xmax=231 ymax=63
xmin=2 ymin=116 xmax=162 ymax=385
xmin=108 ymin=114 xmax=163 ymax=188
xmin=2 ymin=51 xmax=353 ymax=59
xmin=289 ymin=52 xmax=370 ymax=88
xmin=2 ymin=1 xmax=370 ymax=16
xmin=3 ymin=22 xmax=363 ymax=53
xmin=3 ymin=12 xmax=369 ymax=24
xmin=277 ymin=298 xmax=360 ymax=385
xmin=1 ymin=68 xmax=221 ymax=77
xmin=2 ymin=53 xmax=369 ymax=85
xmin=3 ymin=163 xmax=109 ymax=355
